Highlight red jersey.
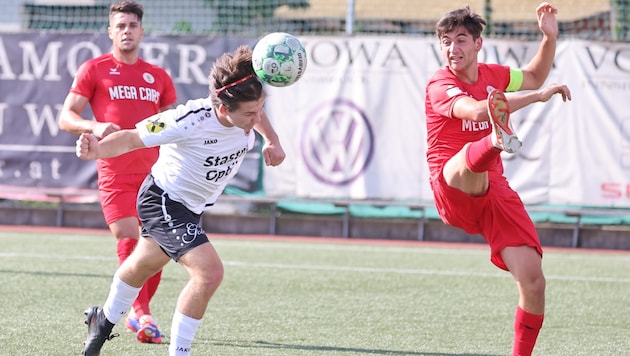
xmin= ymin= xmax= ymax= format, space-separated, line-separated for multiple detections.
xmin=425 ymin=63 xmax=511 ymax=182
xmin=70 ymin=53 xmax=177 ymax=176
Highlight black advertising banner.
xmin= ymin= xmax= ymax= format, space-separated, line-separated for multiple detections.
xmin=0 ymin=32 xmax=261 ymax=199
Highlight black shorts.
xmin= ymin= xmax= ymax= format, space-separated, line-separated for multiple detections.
xmin=137 ymin=175 xmax=209 ymax=261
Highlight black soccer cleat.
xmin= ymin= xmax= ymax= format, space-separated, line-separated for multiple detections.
xmin=81 ymin=306 xmax=118 ymax=356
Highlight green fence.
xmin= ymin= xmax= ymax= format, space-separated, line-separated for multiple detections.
xmin=1 ymin=0 xmax=626 ymax=40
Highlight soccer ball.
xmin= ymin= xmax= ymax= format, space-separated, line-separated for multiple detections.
xmin=252 ymin=32 xmax=307 ymax=87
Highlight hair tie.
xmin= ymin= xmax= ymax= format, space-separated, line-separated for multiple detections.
xmin=215 ymin=74 xmax=254 ymax=97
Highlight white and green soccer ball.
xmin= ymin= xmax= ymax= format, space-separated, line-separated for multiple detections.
xmin=252 ymin=32 xmax=307 ymax=87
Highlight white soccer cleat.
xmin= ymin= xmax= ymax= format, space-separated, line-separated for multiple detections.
xmin=487 ymin=89 xmax=522 ymax=153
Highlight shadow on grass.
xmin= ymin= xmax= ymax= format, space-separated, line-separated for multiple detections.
xmin=207 ymin=339 xmax=500 ymax=356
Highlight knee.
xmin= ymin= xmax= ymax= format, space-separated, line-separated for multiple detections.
xmin=532 ymin=274 xmax=546 ymax=295
xmin=522 ymin=273 xmax=546 ymax=299
xmin=211 ymin=263 xmax=225 ymax=288
xmin=200 ymin=262 xmax=224 ymax=292
xmin=112 ymin=229 xmax=139 ymax=241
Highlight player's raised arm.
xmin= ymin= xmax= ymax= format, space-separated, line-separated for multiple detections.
xmin=76 ymin=129 xmax=146 ymax=160
xmin=520 ymin=2 xmax=559 ymax=90
xmin=255 ymin=111 xmax=286 ymax=166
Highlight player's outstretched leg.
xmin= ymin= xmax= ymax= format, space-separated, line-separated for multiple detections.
xmin=81 ymin=306 xmax=118 ymax=356
xmin=487 ymin=89 xmax=522 ymax=153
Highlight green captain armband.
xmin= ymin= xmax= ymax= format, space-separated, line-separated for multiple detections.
xmin=506 ymin=69 xmax=523 ymax=92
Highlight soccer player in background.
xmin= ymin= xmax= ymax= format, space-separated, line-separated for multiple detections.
xmin=424 ymin=2 xmax=571 ymax=355
xmin=76 ymin=45 xmax=286 ymax=356
xmin=59 ymin=1 xmax=176 ymax=344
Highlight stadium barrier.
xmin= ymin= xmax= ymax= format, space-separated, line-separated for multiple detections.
xmin=2 ymin=187 xmax=629 ymax=248
xmin=215 ymin=192 xmax=630 ymax=248
xmin=0 ymin=186 xmax=100 ymax=227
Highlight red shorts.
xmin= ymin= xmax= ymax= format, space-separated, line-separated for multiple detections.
xmin=431 ymin=172 xmax=542 ymax=271
xmin=98 ymin=173 xmax=148 ymax=225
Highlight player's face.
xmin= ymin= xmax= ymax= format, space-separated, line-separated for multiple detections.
xmin=108 ymin=12 xmax=144 ymax=54
xmin=439 ymin=27 xmax=481 ymax=73
xmin=222 ymin=96 xmax=266 ymax=134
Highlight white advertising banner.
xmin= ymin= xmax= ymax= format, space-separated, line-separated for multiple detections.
xmin=1 ymin=32 xmax=628 ymax=208
xmin=263 ymin=37 xmax=630 ymax=208
xmin=263 ymin=37 xmax=431 ymax=200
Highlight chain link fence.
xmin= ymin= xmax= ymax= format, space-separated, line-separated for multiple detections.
xmin=2 ymin=0 xmax=627 ymax=41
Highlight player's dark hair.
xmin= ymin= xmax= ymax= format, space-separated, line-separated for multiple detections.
xmin=211 ymin=45 xmax=264 ymax=112
xmin=436 ymin=6 xmax=486 ymax=40
xmin=110 ymin=1 xmax=144 ymax=22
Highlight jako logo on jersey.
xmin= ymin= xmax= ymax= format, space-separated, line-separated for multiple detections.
xmin=301 ymin=99 xmax=374 ymax=186
xmin=204 ymin=139 xmax=218 ymax=144
xmin=143 ymin=72 xmax=155 ymax=84
xmin=146 ymin=117 xmax=166 ymax=134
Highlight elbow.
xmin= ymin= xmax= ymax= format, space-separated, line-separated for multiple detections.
xmin=520 ymin=75 xmax=545 ymax=90
xmin=530 ymin=78 xmax=546 ymax=90
xmin=58 ymin=110 xmax=80 ymax=133
xmin=58 ymin=114 xmax=70 ymax=132
xmin=522 ymin=69 xmax=552 ymax=90
xmin=473 ymin=105 xmax=489 ymax=122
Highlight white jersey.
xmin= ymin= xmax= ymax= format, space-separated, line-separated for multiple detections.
xmin=136 ymin=97 xmax=255 ymax=214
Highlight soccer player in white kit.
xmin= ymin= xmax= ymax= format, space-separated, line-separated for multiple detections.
xmin=76 ymin=45 xmax=285 ymax=356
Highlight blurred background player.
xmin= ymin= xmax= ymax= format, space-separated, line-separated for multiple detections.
xmin=76 ymin=45 xmax=285 ymax=356
xmin=58 ymin=0 xmax=176 ymax=344
xmin=425 ymin=2 xmax=571 ymax=355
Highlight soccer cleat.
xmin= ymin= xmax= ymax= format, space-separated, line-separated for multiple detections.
xmin=487 ymin=89 xmax=522 ymax=153
xmin=135 ymin=315 xmax=163 ymax=344
xmin=125 ymin=316 xmax=141 ymax=333
xmin=81 ymin=306 xmax=118 ymax=356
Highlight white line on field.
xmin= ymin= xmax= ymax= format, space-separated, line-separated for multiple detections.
xmin=223 ymin=260 xmax=630 ymax=283
xmin=1 ymin=253 xmax=629 ymax=284
xmin=0 ymin=252 xmax=114 ymax=261
xmin=216 ymin=240 xmax=490 ymax=255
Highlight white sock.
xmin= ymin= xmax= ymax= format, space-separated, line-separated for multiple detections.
xmin=102 ymin=274 xmax=141 ymax=324
xmin=169 ymin=311 xmax=202 ymax=356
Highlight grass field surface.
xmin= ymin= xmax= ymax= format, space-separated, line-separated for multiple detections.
xmin=0 ymin=227 xmax=628 ymax=356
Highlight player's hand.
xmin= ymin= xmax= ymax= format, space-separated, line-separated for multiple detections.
xmin=537 ymin=84 xmax=571 ymax=102
xmin=536 ymin=2 xmax=559 ymax=39
xmin=262 ymin=142 xmax=286 ymax=166
xmin=91 ymin=122 xmax=121 ymax=139
xmin=76 ymin=133 xmax=100 ymax=160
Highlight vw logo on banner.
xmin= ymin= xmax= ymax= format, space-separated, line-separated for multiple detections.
xmin=301 ymin=99 xmax=374 ymax=186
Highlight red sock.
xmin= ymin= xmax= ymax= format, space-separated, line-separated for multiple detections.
xmin=513 ymin=306 xmax=544 ymax=356
xmin=116 ymin=238 xmax=138 ymax=265
xmin=132 ymin=270 xmax=162 ymax=317
xmin=465 ymin=136 xmax=502 ymax=173
xmin=147 ymin=269 xmax=162 ymax=300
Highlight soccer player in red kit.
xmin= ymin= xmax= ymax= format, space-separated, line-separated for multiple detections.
xmin=425 ymin=3 xmax=571 ymax=355
xmin=59 ymin=1 xmax=176 ymax=344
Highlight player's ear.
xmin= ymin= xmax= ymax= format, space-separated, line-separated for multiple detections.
xmin=475 ymin=37 xmax=483 ymax=51
xmin=218 ymin=104 xmax=228 ymax=115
